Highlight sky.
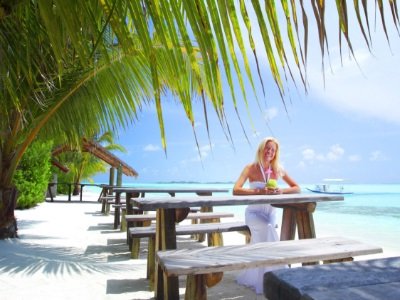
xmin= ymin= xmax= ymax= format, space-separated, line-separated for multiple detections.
xmin=94 ymin=2 xmax=400 ymax=185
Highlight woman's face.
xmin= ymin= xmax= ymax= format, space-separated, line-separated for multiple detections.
xmin=264 ymin=141 xmax=277 ymax=163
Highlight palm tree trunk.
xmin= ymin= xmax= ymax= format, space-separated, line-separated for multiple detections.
xmin=73 ymin=183 xmax=80 ymax=196
xmin=0 ymin=187 xmax=18 ymax=239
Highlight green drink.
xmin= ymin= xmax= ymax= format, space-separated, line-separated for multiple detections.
xmin=266 ymin=179 xmax=278 ymax=190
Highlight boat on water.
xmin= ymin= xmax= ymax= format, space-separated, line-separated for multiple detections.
xmin=306 ymin=179 xmax=353 ymax=195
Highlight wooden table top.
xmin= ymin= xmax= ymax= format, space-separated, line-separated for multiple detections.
xmin=112 ymin=187 xmax=229 ymax=194
xmin=131 ymin=193 xmax=344 ymax=210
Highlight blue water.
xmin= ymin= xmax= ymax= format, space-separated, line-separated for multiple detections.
xmin=86 ymin=182 xmax=400 ymax=255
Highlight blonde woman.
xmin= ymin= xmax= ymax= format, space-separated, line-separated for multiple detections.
xmin=233 ymin=137 xmax=300 ymax=294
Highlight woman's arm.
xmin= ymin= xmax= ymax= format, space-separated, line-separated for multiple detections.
xmin=278 ymin=173 xmax=301 ymax=194
xmin=233 ymin=165 xmax=267 ymax=195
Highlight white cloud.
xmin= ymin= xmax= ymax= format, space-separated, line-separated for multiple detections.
xmin=308 ymin=47 xmax=400 ymax=125
xmin=179 ymin=144 xmax=214 ymax=165
xmin=369 ymin=150 xmax=387 ymax=161
xmin=143 ymin=144 xmax=161 ymax=152
xmin=348 ymin=154 xmax=361 ymax=162
xmin=301 ymin=144 xmax=344 ymax=163
xmin=237 ymin=1 xmax=400 ymax=125
xmin=326 ymin=144 xmax=344 ymax=161
xmin=297 ymin=161 xmax=306 ymax=168
xmin=198 ymin=144 xmax=213 ymax=158
xmin=302 ymin=148 xmax=316 ymax=160
xmin=263 ymin=107 xmax=278 ymax=121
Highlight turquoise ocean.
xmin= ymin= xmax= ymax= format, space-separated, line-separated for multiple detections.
xmin=87 ymin=182 xmax=400 ymax=257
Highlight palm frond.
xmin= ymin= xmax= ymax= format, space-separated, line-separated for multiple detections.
xmin=1 ymin=0 xmax=399 ymax=187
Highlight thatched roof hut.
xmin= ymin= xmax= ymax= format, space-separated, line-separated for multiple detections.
xmin=51 ymin=139 xmax=138 ymax=177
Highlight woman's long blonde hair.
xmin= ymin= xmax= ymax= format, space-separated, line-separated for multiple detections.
xmin=254 ymin=137 xmax=281 ymax=175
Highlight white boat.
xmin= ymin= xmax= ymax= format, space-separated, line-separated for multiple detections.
xmin=306 ymin=179 xmax=353 ymax=195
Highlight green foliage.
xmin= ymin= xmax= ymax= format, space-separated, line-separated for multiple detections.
xmin=55 ymin=152 xmax=107 ymax=195
xmin=55 ymin=169 xmax=74 ymax=195
xmin=13 ymin=140 xmax=53 ymax=209
xmin=54 ymin=131 xmax=124 ymax=195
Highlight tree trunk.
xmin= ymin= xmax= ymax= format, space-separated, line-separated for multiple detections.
xmin=73 ymin=183 xmax=80 ymax=196
xmin=0 ymin=187 xmax=18 ymax=239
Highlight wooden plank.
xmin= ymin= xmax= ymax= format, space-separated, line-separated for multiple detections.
xmin=280 ymin=208 xmax=296 ymax=241
xmin=125 ymin=211 xmax=234 ymax=222
xmin=132 ymin=223 xmax=249 ymax=293
xmin=129 ymin=222 xmax=249 ymax=238
xmin=131 ymin=194 xmax=343 ymax=210
xmin=113 ymin=187 xmax=229 ymax=194
xmin=155 ymin=208 xmax=179 ymax=300
xmin=156 ymin=236 xmax=382 ymax=277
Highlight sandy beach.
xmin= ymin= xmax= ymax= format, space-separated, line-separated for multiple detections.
xmin=0 ymin=192 xmax=263 ymax=300
xmin=0 ymin=191 xmax=389 ymax=300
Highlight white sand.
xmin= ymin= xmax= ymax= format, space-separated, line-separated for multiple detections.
xmin=0 ymin=191 xmax=391 ymax=300
xmin=0 ymin=192 xmax=265 ymax=300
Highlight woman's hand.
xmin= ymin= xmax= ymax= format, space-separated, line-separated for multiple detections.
xmin=266 ymin=188 xmax=282 ymax=195
xmin=253 ymin=188 xmax=282 ymax=195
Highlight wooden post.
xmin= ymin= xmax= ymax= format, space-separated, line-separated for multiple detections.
xmin=80 ymin=184 xmax=85 ymax=202
xmin=113 ymin=165 xmax=123 ymax=229
xmin=68 ymin=183 xmax=72 ymax=201
xmin=155 ymin=208 xmax=179 ymax=300
xmin=109 ymin=167 xmax=115 ymax=188
xmin=117 ymin=164 xmax=122 ymax=186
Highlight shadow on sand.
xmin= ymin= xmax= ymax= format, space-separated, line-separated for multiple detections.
xmin=0 ymin=239 xmax=129 ymax=276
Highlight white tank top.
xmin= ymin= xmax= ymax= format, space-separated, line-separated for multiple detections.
xmin=249 ymin=163 xmax=271 ymax=189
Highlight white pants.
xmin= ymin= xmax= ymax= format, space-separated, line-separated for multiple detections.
xmin=236 ymin=204 xmax=281 ymax=294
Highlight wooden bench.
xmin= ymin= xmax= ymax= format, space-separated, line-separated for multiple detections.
xmin=156 ymin=236 xmax=383 ymax=300
xmin=118 ymin=207 xmax=203 ymax=231
xmin=131 ymin=221 xmax=250 ymax=291
xmin=99 ymin=196 xmax=126 ymax=214
xmin=125 ymin=211 xmax=237 ymax=244
xmin=263 ymin=256 xmax=400 ymax=300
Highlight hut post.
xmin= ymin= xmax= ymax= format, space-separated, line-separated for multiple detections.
xmin=117 ymin=164 xmax=122 ymax=187
xmin=106 ymin=166 xmax=115 ymax=196
xmin=109 ymin=167 xmax=115 ymax=186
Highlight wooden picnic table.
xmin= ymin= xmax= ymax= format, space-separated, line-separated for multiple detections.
xmin=131 ymin=193 xmax=344 ymax=300
xmin=111 ymin=187 xmax=229 ymax=229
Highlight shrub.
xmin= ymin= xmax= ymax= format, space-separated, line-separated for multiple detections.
xmin=13 ymin=140 xmax=53 ymax=209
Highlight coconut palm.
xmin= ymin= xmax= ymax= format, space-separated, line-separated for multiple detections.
xmin=0 ymin=1 xmax=398 ymax=238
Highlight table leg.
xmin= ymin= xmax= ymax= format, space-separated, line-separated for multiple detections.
xmin=296 ymin=210 xmax=316 ymax=239
xmin=280 ymin=207 xmax=296 ymax=241
xmin=126 ymin=192 xmax=142 ymax=245
xmin=295 ymin=203 xmax=318 ymax=266
xmin=113 ymin=191 xmax=121 ymax=229
xmin=100 ymin=188 xmax=107 ymax=213
xmin=154 ymin=208 xmax=179 ymax=300
xmin=275 ymin=203 xmax=316 ymax=241
xmin=195 ymin=192 xmax=213 ymax=242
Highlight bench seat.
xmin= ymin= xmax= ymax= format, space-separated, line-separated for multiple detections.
xmin=264 ymin=256 xmax=400 ymax=300
xmin=130 ymin=221 xmax=247 ymax=238
xmin=131 ymin=222 xmax=250 ymax=291
xmin=156 ymin=236 xmax=383 ymax=300
xmin=125 ymin=211 xmax=238 ymax=244
xmin=125 ymin=211 xmax=234 ymax=223
xmin=99 ymin=195 xmax=126 ymax=214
